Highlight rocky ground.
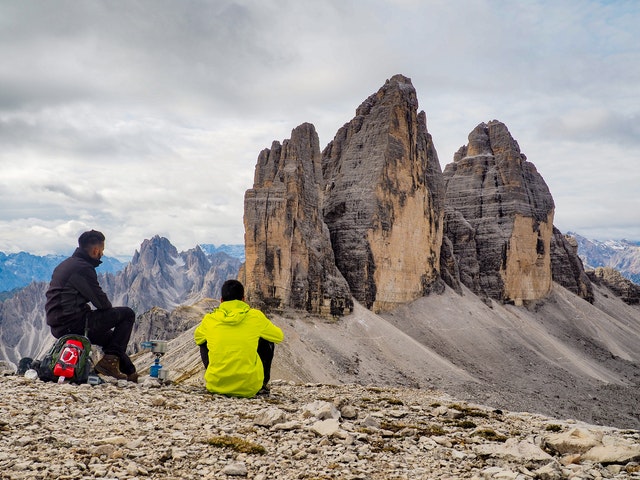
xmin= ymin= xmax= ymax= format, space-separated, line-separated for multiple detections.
xmin=1 ymin=374 xmax=639 ymax=480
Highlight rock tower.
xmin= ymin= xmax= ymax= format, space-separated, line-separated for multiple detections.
xmin=322 ymin=74 xmax=445 ymax=312
xmin=443 ymin=121 xmax=555 ymax=305
xmin=243 ymin=77 xmax=591 ymax=315
xmin=243 ymin=123 xmax=352 ymax=316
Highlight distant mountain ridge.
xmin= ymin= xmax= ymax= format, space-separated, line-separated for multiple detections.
xmin=199 ymin=244 xmax=245 ymax=262
xmin=570 ymin=232 xmax=640 ymax=284
xmin=0 ymin=251 xmax=126 ymax=293
xmin=3 ymin=233 xmax=636 ymax=295
xmin=0 ymin=244 xmax=245 ymax=294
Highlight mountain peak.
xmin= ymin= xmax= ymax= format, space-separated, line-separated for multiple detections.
xmin=132 ymin=236 xmax=179 ymax=268
xmin=444 ymin=119 xmax=558 ymax=304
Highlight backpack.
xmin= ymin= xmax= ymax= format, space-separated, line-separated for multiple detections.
xmin=36 ymin=334 xmax=92 ymax=384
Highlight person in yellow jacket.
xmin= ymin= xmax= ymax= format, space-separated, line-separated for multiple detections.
xmin=194 ymin=279 xmax=284 ymax=397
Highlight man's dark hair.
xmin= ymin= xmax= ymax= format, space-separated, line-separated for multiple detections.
xmin=78 ymin=230 xmax=106 ymax=250
xmin=221 ymin=279 xmax=244 ymax=301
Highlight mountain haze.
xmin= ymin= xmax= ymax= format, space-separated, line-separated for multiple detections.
xmin=571 ymin=232 xmax=640 ymax=284
xmin=0 ymin=251 xmax=125 ymax=293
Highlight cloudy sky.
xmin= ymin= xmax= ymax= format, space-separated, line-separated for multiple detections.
xmin=1 ymin=0 xmax=638 ymax=259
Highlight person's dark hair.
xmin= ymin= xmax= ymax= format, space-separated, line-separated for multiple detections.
xmin=221 ymin=279 xmax=244 ymax=301
xmin=78 ymin=230 xmax=105 ymax=250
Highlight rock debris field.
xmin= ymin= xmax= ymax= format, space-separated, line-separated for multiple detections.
xmin=1 ymin=375 xmax=639 ymax=480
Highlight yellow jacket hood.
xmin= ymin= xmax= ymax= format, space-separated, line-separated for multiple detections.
xmin=216 ymin=300 xmax=251 ymax=325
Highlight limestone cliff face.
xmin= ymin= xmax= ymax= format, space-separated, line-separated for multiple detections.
xmin=442 ymin=207 xmax=479 ymax=294
xmin=443 ymin=121 xmax=555 ymax=305
xmin=550 ymin=228 xmax=594 ymax=302
xmin=242 ymin=78 xmax=587 ymax=314
xmin=243 ymin=123 xmax=352 ymax=317
xmin=322 ymin=74 xmax=445 ymax=312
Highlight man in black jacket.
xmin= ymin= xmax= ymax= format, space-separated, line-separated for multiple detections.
xmin=45 ymin=230 xmax=138 ymax=382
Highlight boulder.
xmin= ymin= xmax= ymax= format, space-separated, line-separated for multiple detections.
xmin=544 ymin=428 xmax=602 ymax=454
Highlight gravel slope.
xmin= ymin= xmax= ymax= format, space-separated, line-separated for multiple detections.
xmin=133 ymin=282 xmax=640 ymax=430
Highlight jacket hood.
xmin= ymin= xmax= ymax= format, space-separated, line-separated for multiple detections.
xmin=216 ymin=299 xmax=251 ymax=325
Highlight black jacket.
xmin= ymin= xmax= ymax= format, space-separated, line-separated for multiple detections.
xmin=45 ymin=248 xmax=112 ymax=333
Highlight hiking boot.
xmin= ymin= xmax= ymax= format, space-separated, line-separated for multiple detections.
xmin=95 ymin=354 xmax=127 ymax=380
xmin=126 ymin=372 xmax=139 ymax=383
xmin=256 ymin=384 xmax=270 ymax=397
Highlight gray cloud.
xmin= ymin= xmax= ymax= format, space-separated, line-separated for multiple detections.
xmin=1 ymin=0 xmax=639 ymax=256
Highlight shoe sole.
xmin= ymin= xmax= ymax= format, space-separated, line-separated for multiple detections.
xmin=94 ymin=365 xmax=127 ymax=380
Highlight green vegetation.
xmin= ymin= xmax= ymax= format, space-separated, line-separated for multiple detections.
xmin=473 ymin=429 xmax=508 ymax=442
xmin=370 ymin=439 xmax=401 ymax=453
xmin=205 ymin=435 xmax=266 ymax=454
xmin=456 ymin=420 xmax=477 ymax=429
xmin=450 ymin=404 xmax=489 ymax=418
xmin=379 ymin=420 xmax=446 ymax=437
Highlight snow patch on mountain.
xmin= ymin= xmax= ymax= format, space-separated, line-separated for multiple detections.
xmin=0 ymin=251 xmax=126 ymax=293
xmin=570 ymin=232 xmax=640 ymax=284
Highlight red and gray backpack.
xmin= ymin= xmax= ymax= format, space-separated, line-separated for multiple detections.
xmin=36 ymin=334 xmax=92 ymax=384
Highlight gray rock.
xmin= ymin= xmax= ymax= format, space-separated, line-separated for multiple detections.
xmin=0 ymin=361 xmax=15 ymax=376
xmin=254 ymin=407 xmax=287 ymax=427
xmin=243 ymin=123 xmax=353 ymax=317
xmin=0 ymin=376 xmax=637 ymax=479
xmin=322 ymin=74 xmax=444 ymax=313
xmin=588 ymin=267 xmax=640 ymax=305
xmin=550 ymin=228 xmax=593 ymax=302
xmin=443 ymin=120 xmax=555 ymax=305
xmin=582 ymin=442 xmax=640 ymax=464
xmin=474 ymin=437 xmax=553 ymax=462
xmin=303 ymin=400 xmax=341 ymax=420
xmin=339 ymin=404 xmax=357 ymax=419
xmin=311 ymin=418 xmax=341 ymax=437
xmin=545 ymin=428 xmax=602 ymax=454
xmin=222 ymin=461 xmax=248 ymax=476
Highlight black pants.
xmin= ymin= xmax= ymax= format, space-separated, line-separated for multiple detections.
xmin=55 ymin=307 xmax=136 ymax=375
xmin=199 ymin=338 xmax=275 ymax=386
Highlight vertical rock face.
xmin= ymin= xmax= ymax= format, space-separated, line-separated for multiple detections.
xmin=441 ymin=207 xmax=480 ymax=294
xmin=322 ymin=74 xmax=445 ymax=312
xmin=443 ymin=121 xmax=555 ymax=305
xmin=550 ymin=228 xmax=594 ymax=302
xmin=243 ymin=123 xmax=352 ymax=317
xmin=0 ymin=282 xmax=50 ymax=367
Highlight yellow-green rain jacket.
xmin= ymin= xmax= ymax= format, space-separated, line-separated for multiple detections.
xmin=194 ymin=299 xmax=284 ymax=397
